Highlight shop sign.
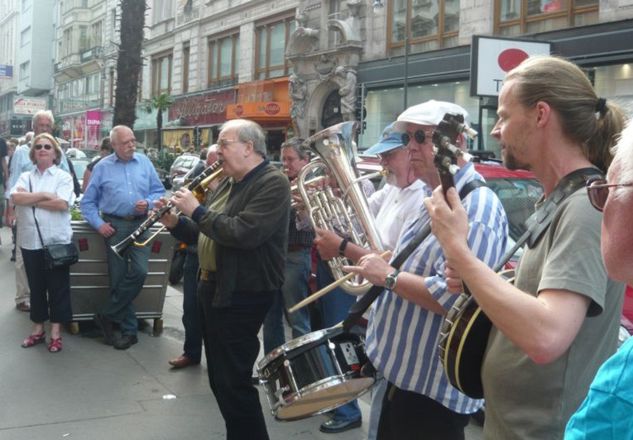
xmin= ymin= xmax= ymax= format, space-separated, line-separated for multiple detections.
xmin=169 ymin=89 xmax=236 ymax=125
xmin=226 ymin=101 xmax=290 ymax=120
xmin=265 ymin=102 xmax=280 ymax=115
xmin=14 ymin=96 xmax=47 ymax=115
xmin=10 ymin=117 xmax=30 ymax=135
xmin=0 ymin=64 xmax=13 ymax=79
xmin=470 ymin=36 xmax=551 ymax=97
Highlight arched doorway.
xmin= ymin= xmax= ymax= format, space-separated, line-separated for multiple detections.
xmin=321 ymin=90 xmax=343 ymax=129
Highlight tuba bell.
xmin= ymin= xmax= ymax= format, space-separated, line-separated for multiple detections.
xmin=297 ymin=121 xmax=384 ymax=295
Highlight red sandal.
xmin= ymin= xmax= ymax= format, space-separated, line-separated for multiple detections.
xmin=48 ymin=337 xmax=63 ymax=353
xmin=22 ymin=332 xmax=46 ymax=348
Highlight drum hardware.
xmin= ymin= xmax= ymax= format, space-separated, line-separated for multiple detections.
xmin=257 ymin=325 xmax=374 ymax=421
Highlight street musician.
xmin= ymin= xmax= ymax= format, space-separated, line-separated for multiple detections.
xmin=159 ymin=119 xmax=290 ymax=440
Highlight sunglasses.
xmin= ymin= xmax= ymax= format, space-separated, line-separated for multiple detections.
xmin=34 ymin=144 xmax=53 ymax=150
xmin=401 ymin=129 xmax=432 ymax=146
xmin=586 ymin=177 xmax=633 ymax=211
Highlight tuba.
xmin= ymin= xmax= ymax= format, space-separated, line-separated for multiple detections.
xmin=298 ymin=121 xmax=384 ymax=295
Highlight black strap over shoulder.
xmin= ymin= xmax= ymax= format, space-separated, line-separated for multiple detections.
xmin=525 ymin=167 xmax=602 ymax=248
xmin=343 ymin=179 xmax=486 ymax=331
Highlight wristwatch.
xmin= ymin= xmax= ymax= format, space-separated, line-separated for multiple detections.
xmin=384 ymin=269 xmax=400 ymax=290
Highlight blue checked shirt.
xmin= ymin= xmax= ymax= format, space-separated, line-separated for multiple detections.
xmin=80 ymin=152 xmax=165 ymax=230
xmin=366 ymin=162 xmax=508 ymax=414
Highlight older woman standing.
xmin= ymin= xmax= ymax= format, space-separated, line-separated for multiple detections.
xmin=11 ymin=133 xmax=75 ymax=353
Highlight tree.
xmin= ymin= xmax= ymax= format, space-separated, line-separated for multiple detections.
xmin=112 ymin=0 xmax=147 ymax=128
xmin=151 ymin=93 xmax=173 ymax=150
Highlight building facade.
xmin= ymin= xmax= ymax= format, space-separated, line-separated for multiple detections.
xmin=0 ymin=0 xmax=55 ymax=138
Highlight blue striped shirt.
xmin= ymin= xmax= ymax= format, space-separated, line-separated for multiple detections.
xmin=366 ymin=162 xmax=508 ymax=414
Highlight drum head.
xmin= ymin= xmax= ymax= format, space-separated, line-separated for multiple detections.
xmin=275 ymin=377 xmax=375 ymax=421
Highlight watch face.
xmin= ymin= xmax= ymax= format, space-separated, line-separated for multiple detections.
xmin=385 ymin=273 xmax=396 ymax=290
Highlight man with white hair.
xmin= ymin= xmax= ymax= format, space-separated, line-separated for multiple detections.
xmin=159 ymin=119 xmax=290 ymax=440
xmin=565 ymin=120 xmax=633 ymax=439
xmin=345 ymin=100 xmax=508 ymax=439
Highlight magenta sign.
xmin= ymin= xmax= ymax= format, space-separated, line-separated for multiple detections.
xmin=169 ymin=89 xmax=236 ymax=125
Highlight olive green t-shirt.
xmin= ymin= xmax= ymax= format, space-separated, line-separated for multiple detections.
xmin=481 ymin=189 xmax=625 ymax=440
xmin=198 ymin=183 xmax=230 ymax=272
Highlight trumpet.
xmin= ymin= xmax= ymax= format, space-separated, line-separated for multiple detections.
xmin=110 ymin=160 xmax=224 ymax=258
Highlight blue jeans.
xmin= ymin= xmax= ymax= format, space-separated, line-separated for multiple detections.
xmin=263 ymin=247 xmax=312 ymax=353
xmin=316 ymin=259 xmax=362 ymax=423
xmin=182 ymin=248 xmax=202 ymax=361
xmin=104 ymin=217 xmax=150 ymax=336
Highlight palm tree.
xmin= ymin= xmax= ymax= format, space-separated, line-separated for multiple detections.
xmin=112 ymin=0 xmax=146 ymax=128
xmin=151 ymin=93 xmax=173 ymax=150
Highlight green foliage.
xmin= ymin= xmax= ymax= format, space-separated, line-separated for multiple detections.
xmin=153 ymin=149 xmax=176 ymax=172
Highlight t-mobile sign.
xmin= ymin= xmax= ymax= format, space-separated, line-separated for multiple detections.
xmin=470 ymin=36 xmax=551 ymax=97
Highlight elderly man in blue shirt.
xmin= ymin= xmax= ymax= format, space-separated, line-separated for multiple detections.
xmin=81 ymin=125 xmax=165 ymax=350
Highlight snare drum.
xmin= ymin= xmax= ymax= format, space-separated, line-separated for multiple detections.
xmin=257 ymin=325 xmax=374 ymax=421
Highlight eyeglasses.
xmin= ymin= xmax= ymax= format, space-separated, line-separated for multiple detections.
xmin=401 ymin=129 xmax=433 ymax=146
xmin=218 ymin=139 xmax=242 ymax=148
xmin=586 ymin=177 xmax=633 ymax=211
xmin=34 ymin=144 xmax=53 ymax=150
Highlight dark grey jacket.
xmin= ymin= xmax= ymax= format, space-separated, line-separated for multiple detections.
xmin=173 ymin=160 xmax=290 ymax=307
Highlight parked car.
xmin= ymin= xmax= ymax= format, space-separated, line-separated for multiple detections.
xmin=69 ymin=157 xmax=92 ymax=193
xmin=169 ymin=153 xmax=201 ymax=191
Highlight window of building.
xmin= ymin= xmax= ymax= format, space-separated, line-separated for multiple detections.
xmin=92 ymin=21 xmax=103 ymax=48
xmin=388 ymin=0 xmax=460 ymax=55
xmin=153 ymin=0 xmax=174 ymax=23
xmin=63 ymin=28 xmax=72 ymax=56
xmin=207 ymin=33 xmax=239 ymax=86
xmin=79 ymin=25 xmax=88 ymax=51
xmin=182 ymin=42 xmax=190 ymax=93
xmin=19 ymin=61 xmax=30 ymax=81
xmin=20 ymin=27 xmax=31 ymax=47
xmin=255 ymin=17 xmax=295 ymax=80
xmin=152 ymin=52 xmax=173 ymax=96
xmin=360 ymin=81 xmax=479 ymax=150
xmin=495 ymin=0 xmax=598 ymax=35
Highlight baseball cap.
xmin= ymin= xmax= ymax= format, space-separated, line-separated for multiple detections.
xmin=364 ymin=122 xmax=405 ymax=156
xmin=395 ymin=100 xmax=469 ymax=129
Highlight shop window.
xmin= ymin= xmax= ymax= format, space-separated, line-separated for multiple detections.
xmin=207 ymin=33 xmax=239 ymax=87
xmin=388 ymin=0 xmax=459 ymax=55
xmin=495 ymin=0 xmax=598 ymax=35
xmin=151 ymin=52 xmax=173 ymax=96
xmin=255 ymin=17 xmax=295 ymax=80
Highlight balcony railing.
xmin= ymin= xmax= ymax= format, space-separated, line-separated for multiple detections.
xmin=80 ymin=46 xmax=103 ymax=63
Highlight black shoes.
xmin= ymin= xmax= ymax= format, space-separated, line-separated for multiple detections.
xmin=114 ymin=334 xmax=138 ymax=350
xmin=94 ymin=314 xmax=115 ymax=346
xmin=319 ymin=418 xmax=362 ymax=434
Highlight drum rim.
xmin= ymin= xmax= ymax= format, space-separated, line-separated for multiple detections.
xmin=257 ymin=326 xmax=344 ymax=370
xmin=273 ymin=375 xmax=375 ymax=421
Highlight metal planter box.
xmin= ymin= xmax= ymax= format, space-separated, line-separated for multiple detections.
xmin=70 ymin=220 xmax=174 ymax=334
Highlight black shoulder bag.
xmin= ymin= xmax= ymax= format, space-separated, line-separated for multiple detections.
xmin=29 ymin=177 xmax=79 ymax=270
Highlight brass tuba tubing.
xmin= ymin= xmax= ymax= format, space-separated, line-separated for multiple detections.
xmin=110 ymin=160 xmax=224 ymax=258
